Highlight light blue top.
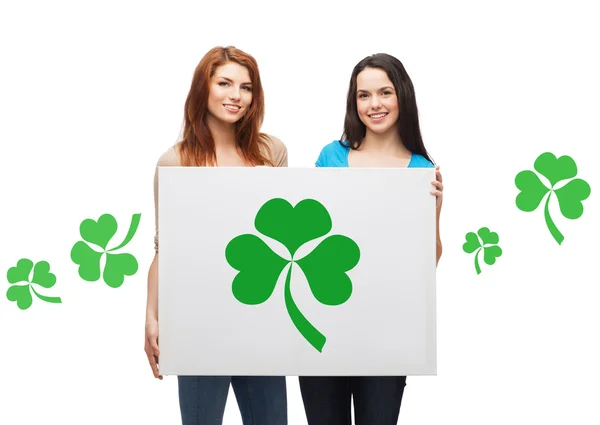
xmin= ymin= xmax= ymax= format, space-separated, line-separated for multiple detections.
xmin=315 ymin=140 xmax=434 ymax=168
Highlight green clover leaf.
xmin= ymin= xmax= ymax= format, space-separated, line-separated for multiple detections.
xmin=462 ymin=227 xmax=503 ymax=275
xmin=226 ymin=234 xmax=289 ymax=304
xmin=255 ymin=198 xmax=332 ymax=257
xmin=226 ymin=198 xmax=360 ymax=352
xmin=516 ymin=152 xmax=591 ymax=245
xmin=296 ymin=235 xmax=359 ymax=306
xmin=7 ymin=258 xmax=34 ymax=283
xmin=6 ymin=258 xmax=62 ymax=310
xmin=103 ymin=252 xmax=139 ymax=288
xmin=462 ymin=232 xmax=481 ymax=254
xmin=515 ymin=170 xmax=548 ymax=212
xmin=70 ymin=213 xmax=141 ymax=287
xmin=534 ymin=152 xmax=577 ymax=186
xmin=478 ymin=227 xmax=499 ymax=245
xmin=554 ymin=179 xmax=591 ymax=219
xmin=80 ymin=214 xmax=118 ymax=250
xmin=71 ymin=241 xmax=103 ymax=281
xmin=7 ymin=285 xmax=33 ymax=310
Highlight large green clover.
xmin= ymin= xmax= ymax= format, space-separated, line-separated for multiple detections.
xmin=70 ymin=213 xmax=141 ymax=288
xmin=6 ymin=259 xmax=62 ymax=310
xmin=225 ymin=198 xmax=360 ymax=352
xmin=515 ymin=152 xmax=591 ymax=245
xmin=462 ymin=227 xmax=502 ymax=275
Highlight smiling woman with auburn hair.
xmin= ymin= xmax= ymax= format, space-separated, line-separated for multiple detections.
xmin=178 ymin=46 xmax=277 ymax=167
xmin=144 ymin=46 xmax=288 ymax=425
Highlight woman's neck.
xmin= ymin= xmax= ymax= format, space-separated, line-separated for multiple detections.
xmin=359 ymin=129 xmax=411 ymax=158
xmin=206 ymin=113 xmax=237 ymax=149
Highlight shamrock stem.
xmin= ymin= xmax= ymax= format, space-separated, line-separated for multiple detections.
xmin=30 ymin=285 xmax=62 ymax=304
xmin=544 ymin=193 xmax=564 ymax=245
xmin=284 ymin=263 xmax=326 ymax=352
xmin=107 ymin=213 xmax=142 ymax=252
xmin=474 ymin=248 xmax=482 ymax=275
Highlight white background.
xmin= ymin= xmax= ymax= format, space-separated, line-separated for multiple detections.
xmin=158 ymin=167 xmax=436 ymax=376
xmin=0 ymin=0 xmax=599 ymax=424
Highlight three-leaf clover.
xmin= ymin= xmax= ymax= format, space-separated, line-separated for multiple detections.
xmin=6 ymin=259 xmax=62 ymax=310
xmin=515 ymin=152 xmax=591 ymax=245
xmin=225 ymin=198 xmax=360 ymax=352
xmin=70 ymin=213 xmax=141 ymax=288
xmin=462 ymin=227 xmax=502 ymax=275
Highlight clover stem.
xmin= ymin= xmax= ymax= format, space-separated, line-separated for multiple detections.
xmin=284 ymin=262 xmax=326 ymax=352
xmin=30 ymin=285 xmax=62 ymax=304
xmin=107 ymin=213 xmax=142 ymax=252
xmin=544 ymin=192 xmax=564 ymax=245
xmin=474 ymin=248 xmax=482 ymax=275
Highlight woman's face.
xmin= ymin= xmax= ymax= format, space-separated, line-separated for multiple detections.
xmin=355 ymin=67 xmax=399 ymax=136
xmin=207 ymin=62 xmax=253 ymax=125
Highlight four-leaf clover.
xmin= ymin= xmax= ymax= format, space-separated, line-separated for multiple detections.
xmin=70 ymin=213 xmax=141 ymax=287
xmin=462 ymin=227 xmax=502 ymax=275
xmin=515 ymin=152 xmax=591 ymax=245
xmin=6 ymin=259 xmax=62 ymax=310
xmin=226 ymin=198 xmax=360 ymax=352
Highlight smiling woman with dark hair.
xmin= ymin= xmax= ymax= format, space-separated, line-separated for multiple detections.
xmin=299 ymin=53 xmax=444 ymax=425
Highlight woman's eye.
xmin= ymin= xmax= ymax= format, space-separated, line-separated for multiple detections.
xmin=358 ymin=93 xmax=369 ymax=98
xmin=383 ymin=91 xmax=393 ymax=95
xmin=242 ymin=86 xmax=252 ymax=91
xmin=219 ymin=82 xmax=229 ymax=87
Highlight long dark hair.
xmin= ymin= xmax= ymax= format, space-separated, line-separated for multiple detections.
xmin=341 ymin=53 xmax=433 ymax=163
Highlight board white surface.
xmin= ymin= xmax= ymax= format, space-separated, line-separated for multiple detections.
xmin=158 ymin=167 xmax=437 ymax=376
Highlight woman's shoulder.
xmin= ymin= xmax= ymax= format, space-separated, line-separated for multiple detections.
xmin=156 ymin=143 xmax=181 ymax=167
xmin=263 ymin=134 xmax=288 ymax=167
xmin=409 ymin=153 xmax=435 ymax=168
xmin=264 ymin=133 xmax=287 ymax=154
xmin=315 ymin=140 xmax=350 ymax=167
xmin=323 ymin=140 xmax=350 ymax=153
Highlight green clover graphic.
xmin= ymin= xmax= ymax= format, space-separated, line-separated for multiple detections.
xmin=70 ymin=213 xmax=141 ymax=288
xmin=515 ymin=152 xmax=591 ymax=245
xmin=226 ymin=198 xmax=360 ymax=352
xmin=462 ymin=227 xmax=503 ymax=275
xmin=6 ymin=259 xmax=62 ymax=310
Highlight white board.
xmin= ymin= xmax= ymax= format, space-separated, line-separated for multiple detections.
xmin=158 ymin=167 xmax=437 ymax=376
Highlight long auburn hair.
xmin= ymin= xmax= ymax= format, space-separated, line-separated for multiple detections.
xmin=341 ymin=53 xmax=433 ymax=163
xmin=178 ymin=46 xmax=273 ymax=166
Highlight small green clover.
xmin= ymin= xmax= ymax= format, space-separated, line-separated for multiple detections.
xmin=226 ymin=198 xmax=360 ymax=352
xmin=70 ymin=213 xmax=141 ymax=288
xmin=6 ymin=259 xmax=62 ymax=310
xmin=462 ymin=227 xmax=502 ymax=275
xmin=515 ymin=152 xmax=591 ymax=245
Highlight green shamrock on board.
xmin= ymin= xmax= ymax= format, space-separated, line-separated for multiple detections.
xmin=6 ymin=259 xmax=62 ymax=310
xmin=70 ymin=213 xmax=141 ymax=288
xmin=462 ymin=227 xmax=503 ymax=275
xmin=225 ymin=198 xmax=360 ymax=352
xmin=515 ymin=153 xmax=591 ymax=245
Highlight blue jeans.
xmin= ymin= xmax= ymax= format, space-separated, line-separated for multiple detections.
xmin=178 ymin=376 xmax=287 ymax=425
xmin=298 ymin=376 xmax=407 ymax=425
